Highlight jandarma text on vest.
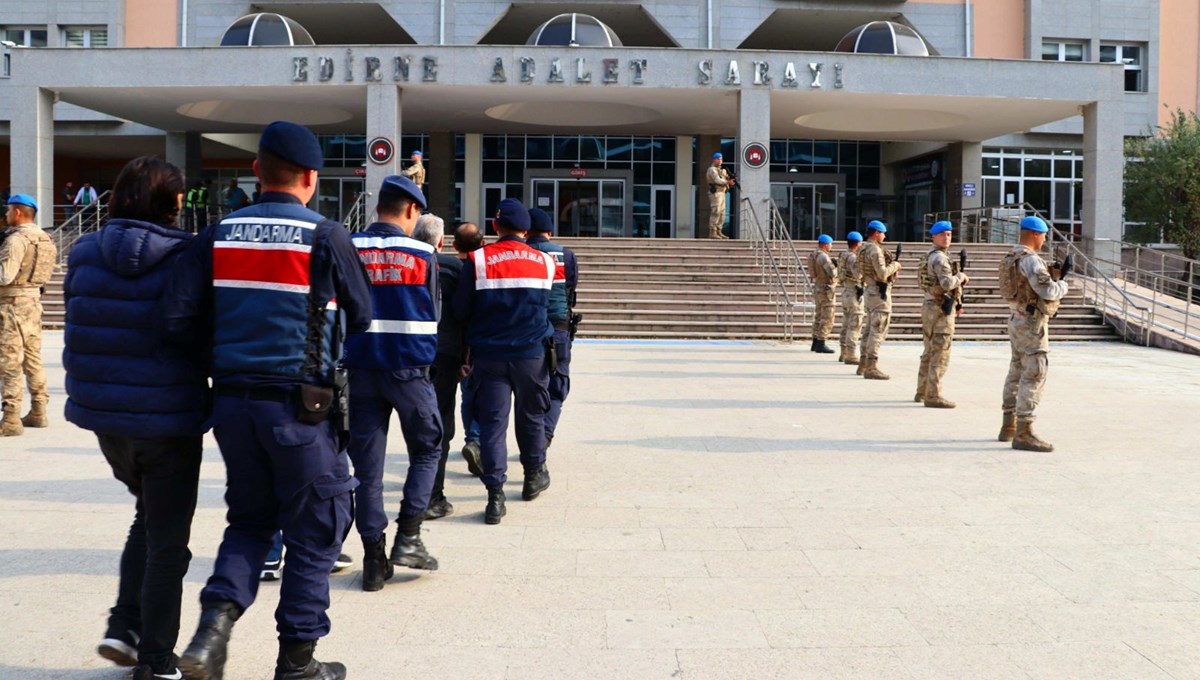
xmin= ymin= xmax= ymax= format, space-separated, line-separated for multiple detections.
xmin=486 ymin=249 xmax=546 ymax=267
xmin=223 ymin=223 xmax=307 ymax=243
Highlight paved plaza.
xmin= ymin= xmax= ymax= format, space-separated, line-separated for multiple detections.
xmin=2 ymin=333 xmax=1199 ymax=679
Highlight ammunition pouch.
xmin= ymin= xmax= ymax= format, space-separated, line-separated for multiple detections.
xmin=296 ymin=383 xmax=333 ymax=425
xmin=941 ymin=293 xmax=956 ymax=316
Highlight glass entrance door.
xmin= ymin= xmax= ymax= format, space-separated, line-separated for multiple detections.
xmin=530 ymin=178 xmax=626 ymax=237
xmin=770 ymin=182 xmax=839 ymax=240
xmin=482 ymin=183 xmax=507 ymax=232
xmin=317 ymin=177 xmax=365 ymax=224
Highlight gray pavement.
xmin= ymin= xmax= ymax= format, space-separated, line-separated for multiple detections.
xmin=2 ymin=333 xmax=1199 ymax=679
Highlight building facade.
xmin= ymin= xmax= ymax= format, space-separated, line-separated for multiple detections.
xmin=2 ymin=0 xmax=1193 ymax=248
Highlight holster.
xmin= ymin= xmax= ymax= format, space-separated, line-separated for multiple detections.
xmin=331 ymin=365 xmax=350 ymax=436
xmin=569 ymin=312 xmax=583 ymax=341
xmin=296 ymin=384 xmax=333 ymax=425
xmin=941 ymin=293 xmax=955 ymax=316
xmin=877 ymin=282 xmax=889 ymax=301
xmin=545 ymin=337 xmax=558 ymax=374
xmin=854 ymin=285 xmax=864 ymax=301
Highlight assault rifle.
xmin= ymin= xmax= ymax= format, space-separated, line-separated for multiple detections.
xmin=942 ymin=248 xmax=968 ymax=315
xmin=878 ymin=242 xmax=902 ymax=301
xmin=1051 ymin=252 xmax=1074 ymax=281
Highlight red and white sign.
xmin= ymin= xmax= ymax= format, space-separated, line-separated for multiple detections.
xmin=742 ymin=142 xmax=769 ymax=169
xmin=368 ymin=137 xmax=395 ymax=165
xmin=353 ymin=167 xmax=367 ymax=177
xmin=569 ymin=168 xmax=588 ymax=178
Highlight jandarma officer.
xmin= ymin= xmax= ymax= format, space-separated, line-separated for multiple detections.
xmin=916 ymin=221 xmax=970 ymax=409
xmin=807 ymin=234 xmax=838 ymax=355
xmin=166 ymin=121 xmax=372 ymax=680
xmin=836 ymin=231 xmax=865 ymax=366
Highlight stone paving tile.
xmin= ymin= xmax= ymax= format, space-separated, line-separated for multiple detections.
xmin=897 ymin=606 xmax=1055 ymax=645
xmin=755 ymin=608 xmax=930 ymax=648
xmin=677 ymin=648 xmax=912 ymax=680
xmin=605 ymin=610 xmax=770 ymax=649
xmin=665 ymin=577 xmax=805 ymax=611
xmin=1003 ymin=642 xmax=1176 ymax=679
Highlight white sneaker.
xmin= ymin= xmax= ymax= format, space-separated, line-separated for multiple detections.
xmin=260 ymin=558 xmax=283 ymax=581
xmin=97 ymin=629 xmax=140 ymax=667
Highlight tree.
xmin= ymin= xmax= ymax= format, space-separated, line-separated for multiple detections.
xmin=1125 ymin=108 xmax=1200 ymax=259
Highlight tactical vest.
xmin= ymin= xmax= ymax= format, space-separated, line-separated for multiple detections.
xmin=836 ymin=250 xmax=860 ymax=286
xmin=1000 ymin=249 xmax=1060 ymax=316
xmin=858 ymin=241 xmax=885 ymax=285
xmin=0 ymin=224 xmax=56 ymax=295
xmin=807 ymin=250 xmax=835 ymax=286
xmin=528 ymin=238 xmax=570 ymax=323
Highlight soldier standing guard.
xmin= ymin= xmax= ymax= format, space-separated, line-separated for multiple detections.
xmin=998 ymin=216 xmax=1069 ymax=452
xmin=915 ymin=221 xmax=970 ymax=408
xmin=401 ymin=150 xmax=426 ymax=190
xmin=706 ymin=152 xmax=734 ymax=239
xmin=0 ymin=194 xmax=55 ymax=437
xmin=806 ymin=234 xmax=838 ymax=354
xmin=856 ymin=220 xmax=902 ymax=380
xmin=837 ymin=231 xmax=865 ymax=365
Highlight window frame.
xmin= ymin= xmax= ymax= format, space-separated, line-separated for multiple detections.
xmin=62 ymin=25 xmax=108 ymax=48
xmin=1041 ymin=40 xmax=1087 ymax=62
xmin=1099 ymin=42 xmax=1145 ymax=93
xmin=3 ymin=26 xmax=49 ymax=47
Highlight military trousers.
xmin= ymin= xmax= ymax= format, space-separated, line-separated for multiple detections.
xmin=812 ymin=284 xmax=837 ymax=341
xmin=708 ymin=191 xmax=727 ymax=237
xmin=839 ymin=287 xmax=864 ymax=354
xmin=1002 ymin=311 xmax=1050 ymax=421
xmin=860 ymin=289 xmax=892 ymax=361
xmin=917 ymin=300 xmax=957 ymax=399
xmin=473 ymin=355 xmax=551 ymax=490
xmin=544 ymin=328 xmax=572 ymax=442
xmin=200 ymin=390 xmax=357 ymax=641
xmin=0 ymin=297 xmax=47 ymax=415
xmin=348 ymin=367 xmax=443 ymax=538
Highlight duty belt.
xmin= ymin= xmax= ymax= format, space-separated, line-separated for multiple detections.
xmin=215 ymin=385 xmax=292 ymax=403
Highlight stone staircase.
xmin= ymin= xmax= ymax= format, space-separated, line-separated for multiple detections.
xmin=40 ymin=237 xmax=1120 ymax=342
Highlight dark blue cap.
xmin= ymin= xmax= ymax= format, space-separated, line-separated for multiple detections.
xmin=817 ymin=234 xmax=833 ymax=245
xmin=259 ymin=121 xmax=324 ymax=170
xmin=495 ymin=198 xmax=530 ymax=232
xmin=378 ymin=175 xmax=427 ymax=210
xmin=847 ymin=231 xmax=863 ymax=242
xmin=6 ymin=193 xmax=38 ymax=212
xmin=528 ymin=208 xmax=553 ymax=234
xmin=867 ymin=220 xmax=887 ymax=233
xmin=1020 ymin=216 xmax=1048 ymax=233
xmin=930 ymin=221 xmax=953 ymax=235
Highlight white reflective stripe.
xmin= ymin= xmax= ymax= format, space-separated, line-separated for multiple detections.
xmin=353 ymin=235 xmax=435 ymax=253
xmin=326 ymin=301 xmax=338 ymax=310
xmin=213 ymin=241 xmax=311 ymax=253
xmin=365 ymin=319 xmax=439 ymax=334
xmin=543 ymin=252 xmax=555 ymax=279
xmin=221 ymin=217 xmax=318 ymax=229
xmin=214 ymin=279 xmax=310 ymax=294
xmin=472 ymin=248 xmax=488 ymax=280
xmin=475 ymin=277 xmax=553 ymax=290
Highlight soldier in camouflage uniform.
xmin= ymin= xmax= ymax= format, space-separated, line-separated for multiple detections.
xmin=837 ymin=231 xmax=865 ymax=365
xmin=0 ymin=194 xmax=57 ymax=436
xmin=915 ymin=221 xmax=970 ymax=408
xmin=401 ymin=150 xmax=426 ymax=190
xmin=998 ymin=216 xmax=1068 ymax=452
xmin=806 ymin=234 xmax=838 ymax=354
xmin=856 ymin=220 xmax=902 ymax=380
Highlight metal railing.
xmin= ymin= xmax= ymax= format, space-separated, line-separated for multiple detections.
xmin=51 ymin=191 xmax=110 ymax=265
xmin=1079 ymin=239 xmax=1200 ymax=347
xmin=741 ymin=196 xmax=815 ymax=342
xmin=342 ymin=192 xmax=371 ymax=233
xmin=924 ymin=203 xmax=1040 ymax=244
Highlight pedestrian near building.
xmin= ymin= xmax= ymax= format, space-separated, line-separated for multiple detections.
xmin=806 ymin=234 xmax=838 ymax=354
xmin=526 ymin=207 xmax=578 ymax=449
xmin=998 ymin=215 xmax=1069 ymax=452
xmin=857 ymin=220 xmax=902 ymax=380
xmin=401 ymin=150 xmax=426 ymax=189
xmin=705 ymin=152 xmax=734 ymax=239
xmin=453 ymin=199 xmax=555 ymax=525
xmin=344 ymin=176 xmax=442 ymax=592
xmin=183 ymin=181 xmax=204 ymax=232
xmin=223 ymin=178 xmax=250 ymax=215
xmin=62 ymin=181 xmax=76 ymax=223
xmin=0 ymin=193 xmax=55 ymax=436
xmin=63 ymin=157 xmax=209 ymax=680
xmin=166 ymin=121 xmax=372 ymax=680
xmin=837 ymin=231 xmax=865 ymax=365
xmin=74 ymin=181 xmax=100 ymax=225
xmin=915 ymin=221 xmax=970 ymax=408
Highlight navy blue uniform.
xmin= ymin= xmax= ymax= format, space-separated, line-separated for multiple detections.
xmin=164 ymin=193 xmax=371 ymax=641
xmin=432 ymin=252 xmax=465 ymax=498
xmin=526 ymin=235 xmax=578 ymax=443
xmin=344 ymin=223 xmax=442 ymax=538
xmin=453 ymin=235 xmax=555 ymax=490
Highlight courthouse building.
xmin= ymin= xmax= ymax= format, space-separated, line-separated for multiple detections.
xmin=1 ymin=0 xmax=1196 ymax=250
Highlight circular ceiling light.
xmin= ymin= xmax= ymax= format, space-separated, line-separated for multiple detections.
xmin=794 ymin=109 xmax=967 ymax=134
xmin=485 ymin=101 xmax=659 ymax=127
xmin=177 ymin=100 xmax=352 ymax=126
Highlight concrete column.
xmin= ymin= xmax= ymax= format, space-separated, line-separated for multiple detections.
xmin=1082 ymin=99 xmax=1124 ymax=267
xmin=365 ymin=83 xmax=402 ymax=219
xmin=9 ymin=87 xmax=54 ymax=228
xmin=946 ymin=142 xmax=983 ymax=214
xmin=427 ymin=131 xmax=453 ymax=226
xmin=463 ymin=133 xmax=483 ymax=226
xmin=695 ymin=134 xmax=721 ymax=239
xmin=165 ymin=131 xmax=203 ymax=184
xmin=674 ymin=135 xmax=694 ymax=238
xmin=735 ymin=88 xmax=771 ymax=239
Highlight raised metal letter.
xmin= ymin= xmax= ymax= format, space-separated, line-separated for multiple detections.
xmin=292 ymin=57 xmax=309 ymax=82
xmin=345 ymin=49 xmax=354 ymax=81
xmin=602 ymin=58 xmax=619 ymax=83
xmin=318 ymin=56 xmax=335 ymax=81
xmin=629 ymin=59 xmax=647 ymax=84
xmin=752 ymin=60 xmax=770 ymax=85
xmin=491 ymin=57 xmax=507 ymax=82
xmin=834 ymin=63 xmax=844 ymax=89
xmin=575 ymin=57 xmax=591 ymax=83
xmin=393 ymin=56 xmax=410 ymax=82
xmin=423 ymin=57 xmax=438 ymax=82
xmin=781 ymin=62 xmax=798 ymax=88
xmin=520 ymin=57 xmax=536 ymax=83
xmin=698 ymin=59 xmax=713 ymax=86
xmin=548 ymin=58 xmax=564 ymax=83
xmin=808 ymin=62 xmax=823 ymax=88
xmin=725 ymin=60 xmax=740 ymax=85
xmin=364 ymin=56 xmax=381 ymax=82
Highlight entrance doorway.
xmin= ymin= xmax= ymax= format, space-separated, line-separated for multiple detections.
xmin=531 ymin=178 xmax=626 ymax=237
xmin=317 ymin=177 xmax=364 ymax=224
xmin=770 ymin=182 xmax=839 ymax=240
xmin=482 ymin=183 xmax=507 ymax=230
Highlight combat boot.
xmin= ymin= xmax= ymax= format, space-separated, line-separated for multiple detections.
xmin=837 ymin=347 xmax=846 ymax=362
xmin=485 ymin=488 xmax=506 ymax=525
xmin=843 ymin=350 xmax=859 ymax=366
xmin=389 ymin=530 xmax=439 ymax=571
xmin=179 ymin=602 xmax=240 ymax=680
xmin=522 ymin=464 xmax=551 ymax=501
xmin=809 ymin=339 xmax=818 ymax=352
xmin=913 ymin=391 xmax=925 ymax=403
xmin=0 ymin=411 xmax=23 ymax=437
xmin=273 ymin=639 xmax=346 ymax=680
xmin=813 ymin=340 xmax=835 ymax=354
xmin=997 ymin=412 xmax=1017 ymax=442
xmin=923 ymin=396 xmax=956 ymax=409
xmin=21 ymin=402 xmax=48 ymax=428
xmin=863 ymin=359 xmax=890 ymax=381
xmin=1012 ymin=420 xmax=1054 ymax=452
xmin=360 ymin=535 xmax=393 ymax=592
xmin=461 ymin=441 xmax=483 ymax=478
xmin=855 ymin=358 xmax=866 ymax=376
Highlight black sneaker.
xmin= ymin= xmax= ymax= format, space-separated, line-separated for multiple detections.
xmin=461 ymin=440 xmax=483 ymax=477
xmin=260 ymin=557 xmax=283 ymax=581
xmin=331 ymin=552 xmax=352 ymax=574
xmin=485 ymin=488 xmax=506 ymax=525
xmin=522 ymin=464 xmax=550 ymax=501
xmin=389 ymin=531 xmax=439 ymax=570
xmin=97 ymin=627 xmax=140 ymax=667
xmin=133 ymin=655 xmax=183 ymax=680
xmin=424 ymin=496 xmax=454 ymax=520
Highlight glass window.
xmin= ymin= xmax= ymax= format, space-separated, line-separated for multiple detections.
xmin=1024 ymin=157 xmax=1051 ymax=178
xmin=554 ymin=136 xmax=579 ymax=162
xmin=652 ymin=163 xmax=673 ymax=185
xmin=605 ymin=137 xmax=632 ymax=161
xmin=983 ymin=157 xmax=1001 ymax=176
xmin=580 ymin=136 xmax=605 ymax=162
xmin=1042 ymin=40 xmax=1085 ymax=62
xmin=858 ymin=143 xmax=880 ymax=166
xmin=5 ymin=27 xmax=49 ymax=47
xmin=482 ymin=135 xmax=505 ymax=160
xmin=1100 ymin=43 xmax=1145 ymax=92
xmin=1003 ymin=158 xmax=1021 ymax=176
xmin=812 ymin=141 xmax=837 ymax=166
xmin=655 ymin=137 xmax=676 ymax=162
xmin=482 ymin=160 xmax=505 ymax=183
xmin=1053 ymin=159 xmax=1073 ymax=179
xmin=526 ymin=136 xmax=552 ymax=160
xmin=504 ymin=135 xmax=524 ymax=159
xmin=632 ymin=138 xmax=653 ymax=162
xmin=839 ymin=142 xmax=859 ymax=166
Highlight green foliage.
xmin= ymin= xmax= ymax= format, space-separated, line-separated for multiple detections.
xmin=1125 ymin=109 xmax=1200 ymax=259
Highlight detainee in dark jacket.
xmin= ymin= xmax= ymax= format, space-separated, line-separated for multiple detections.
xmin=63 ymin=156 xmax=209 ymax=680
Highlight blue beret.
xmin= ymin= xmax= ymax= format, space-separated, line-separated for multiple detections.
xmin=846 ymin=231 xmax=863 ymax=243
xmin=817 ymin=234 xmax=833 ymax=245
xmin=410 ymin=150 xmax=423 ymax=157
xmin=1020 ymin=216 xmax=1048 ymax=233
xmin=379 ymin=175 xmax=427 ymax=210
xmin=867 ymin=220 xmax=887 ymax=233
xmin=6 ymin=193 xmax=38 ymax=212
xmin=528 ymin=208 xmax=553 ymax=234
xmin=930 ymin=221 xmax=953 ymax=236
xmin=712 ymin=152 xmax=723 ymax=159
xmin=496 ymin=198 xmax=530 ymax=232
xmin=259 ymin=121 xmax=324 ymax=170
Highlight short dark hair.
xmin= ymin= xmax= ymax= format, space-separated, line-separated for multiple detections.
xmin=256 ymin=150 xmax=307 ymax=187
xmin=108 ymin=156 xmax=185 ymax=227
xmin=453 ymin=222 xmax=483 ymax=253
xmin=376 ymin=193 xmax=414 ymax=219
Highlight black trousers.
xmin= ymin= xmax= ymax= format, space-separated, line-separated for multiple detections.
xmin=431 ymin=353 xmax=462 ymax=500
xmin=99 ymin=434 xmax=203 ymax=668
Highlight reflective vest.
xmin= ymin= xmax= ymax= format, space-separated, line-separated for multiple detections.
xmin=466 ymin=238 xmax=555 ymax=359
xmin=527 ymin=237 xmax=570 ymax=323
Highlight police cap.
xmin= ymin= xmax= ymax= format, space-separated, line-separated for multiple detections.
xmin=867 ymin=220 xmax=887 ymax=234
xmin=930 ymin=221 xmax=953 ymax=236
xmin=1020 ymin=216 xmax=1048 ymax=233
xmin=6 ymin=193 xmax=38 ymax=213
xmin=817 ymin=234 xmax=833 ymax=245
xmin=712 ymin=152 xmax=723 ymax=159
xmin=378 ymin=175 xmax=427 ymax=210
xmin=846 ymin=231 xmax=863 ymax=243
xmin=258 ymin=121 xmax=324 ymax=170
xmin=496 ymin=198 xmax=530 ymax=232
xmin=528 ymin=208 xmax=553 ymax=234
xmin=410 ymin=150 xmax=423 ymax=158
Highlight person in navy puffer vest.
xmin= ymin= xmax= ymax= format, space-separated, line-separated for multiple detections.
xmin=63 ymin=156 xmax=208 ymax=680
xmin=525 ymin=208 xmax=579 ymax=451
xmin=343 ymin=175 xmax=442 ymax=591
xmin=453 ymin=198 xmax=555 ymax=525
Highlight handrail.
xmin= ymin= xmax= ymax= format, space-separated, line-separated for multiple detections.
xmin=51 ymin=190 xmax=111 ymax=265
xmin=766 ymin=197 xmax=817 ymax=317
xmin=742 ymin=197 xmax=795 ymax=341
xmin=343 ymin=191 xmax=371 ymax=233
